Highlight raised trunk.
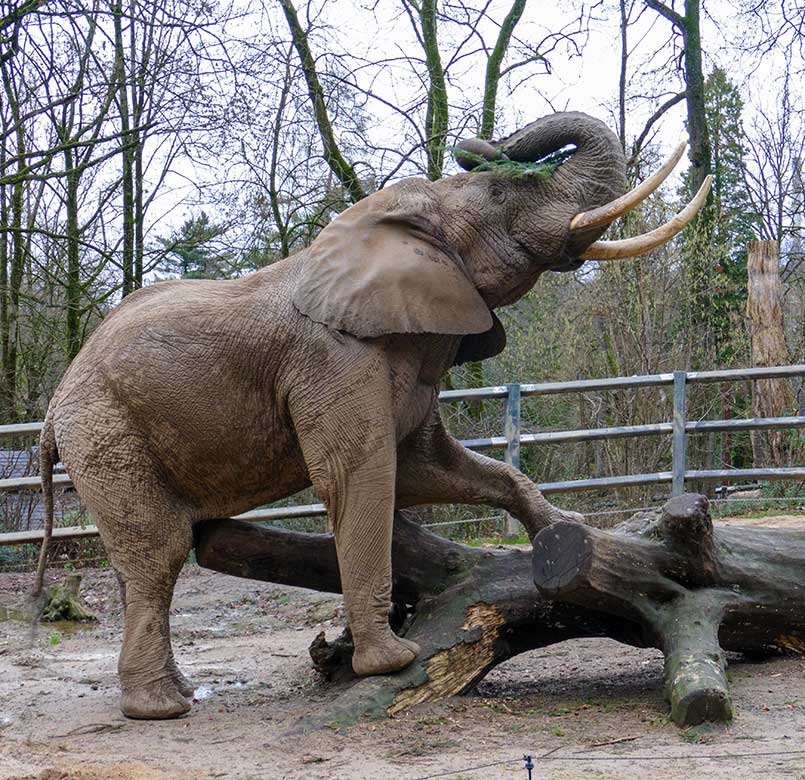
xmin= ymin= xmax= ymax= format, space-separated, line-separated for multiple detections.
xmin=493 ymin=112 xmax=627 ymax=252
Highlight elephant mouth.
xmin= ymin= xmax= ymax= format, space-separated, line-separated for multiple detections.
xmin=550 ymin=250 xmax=586 ymax=273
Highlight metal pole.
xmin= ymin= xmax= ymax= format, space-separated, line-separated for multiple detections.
xmin=672 ymin=370 xmax=687 ymax=496
xmin=503 ymin=383 xmax=522 ymax=537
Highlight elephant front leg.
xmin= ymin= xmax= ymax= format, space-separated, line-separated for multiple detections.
xmin=326 ymin=455 xmax=420 ymax=676
xmin=396 ymin=408 xmax=583 ymax=538
xmin=298 ymin=416 xmax=419 ymax=676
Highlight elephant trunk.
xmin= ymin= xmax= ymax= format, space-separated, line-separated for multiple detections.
xmin=494 ymin=111 xmax=628 ymax=231
xmin=455 ymin=112 xmax=628 ymax=256
xmin=454 ymin=112 xmax=711 ymax=263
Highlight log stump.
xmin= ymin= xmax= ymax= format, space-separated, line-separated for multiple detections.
xmin=194 ymin=494 xmax=805 ymax=730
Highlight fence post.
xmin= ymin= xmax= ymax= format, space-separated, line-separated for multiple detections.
xmin=672 ymin=371 xmax=687 ymax=496
xmin=503 ymin=383 xmax=522 ymax=537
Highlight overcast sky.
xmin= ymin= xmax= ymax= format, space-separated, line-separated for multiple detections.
xmin=312 ymin=0 xmax=796 ymax=167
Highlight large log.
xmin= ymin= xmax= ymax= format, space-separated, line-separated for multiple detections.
xmin=193 ymin=495 xmax=805 ymax=729
xmin=533 ymin=494 xmax=805 ymax=724
xmin=194 ymin=512 xmax=640 ymax=730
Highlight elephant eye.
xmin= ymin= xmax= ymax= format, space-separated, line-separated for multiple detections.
xmin=488 ymin=182 xmax=506 ymax=205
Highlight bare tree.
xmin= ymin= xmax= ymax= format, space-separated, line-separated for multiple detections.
xmin=644 ymin=0 xmax=711 ymax=192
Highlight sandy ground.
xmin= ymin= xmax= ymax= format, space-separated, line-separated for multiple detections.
xmin=1 ymin=516 xmax=804 ymax=780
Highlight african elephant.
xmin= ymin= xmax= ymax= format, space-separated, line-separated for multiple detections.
xmin=34 ymin=111 xmax=709 ymax=720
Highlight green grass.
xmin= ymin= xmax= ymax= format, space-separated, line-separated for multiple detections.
xmin=463 ymin=532 xmax=531 ymax=547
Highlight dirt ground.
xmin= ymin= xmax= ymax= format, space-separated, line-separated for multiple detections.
xmin=1 ymin=516 xmax=804 ymax=780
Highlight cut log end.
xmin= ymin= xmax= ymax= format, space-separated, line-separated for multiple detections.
xmin=671 ymin=686 xmax=733 ymax=727
xmin=658 ymin=494 xmax=714 ymax=548
xmin=532 ymin=522 xmax=595 ymax=597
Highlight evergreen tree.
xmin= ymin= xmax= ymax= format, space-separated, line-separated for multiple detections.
xmin=704 ymin=68 xmax=760 ymax=363
xmin=706 ymin=68 xmax=759 ymax=255
xmin=156 ymin=212 xmax=236 ymax=280
xmin=682 ymin=68 xmax=759 ymax=365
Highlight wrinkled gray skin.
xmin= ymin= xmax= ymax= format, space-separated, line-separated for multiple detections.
xmin=40 ymin=112 xmax=627 ymax=719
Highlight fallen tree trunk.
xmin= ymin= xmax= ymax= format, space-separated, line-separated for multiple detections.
xmin=193 ymin=494 xmax=805 ymax=729
xmin=533 ymin=494 xmax=805 ymax=724
xmin=194 ymin=511 xmax=640 ymax=730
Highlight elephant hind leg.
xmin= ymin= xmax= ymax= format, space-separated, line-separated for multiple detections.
xmin=115 ymin=570 xmax=195 ymax=701
xmin=81 ymin=477 xmax=194 ymax=720
xmin=396 ymin=404 xmax=584 ymax=536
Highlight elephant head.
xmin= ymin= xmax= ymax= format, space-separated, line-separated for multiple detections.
xmin=293 ymin=111 xmax=710 ymax=362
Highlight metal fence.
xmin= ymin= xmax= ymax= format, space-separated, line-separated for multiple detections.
xmin=0 ymin=363 xmax=804 ymax=546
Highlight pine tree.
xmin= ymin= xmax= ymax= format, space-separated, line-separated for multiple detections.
xmin=682 ymin=68 xmax=759 ymax=365
xmin=156 ymin=212 xmax=235 ymax=280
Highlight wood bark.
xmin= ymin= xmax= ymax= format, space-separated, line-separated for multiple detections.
xmin=746 ymin=239 xmax=795 ymax=466
xmin=194 ymin=494 xmax=805 ymax=730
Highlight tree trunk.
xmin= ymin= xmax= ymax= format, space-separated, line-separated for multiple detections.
xmin=194 ymin=494 xmax=805 ymax=731
xmin=0 ymin=139 xmax=9 ymax=421
xmin=64 ymin=148 xmax=82 ymax=360
xmin=420 ymin=0 xmax=448 ymax=181
xmin=0 ymin=57 xmax=25 ymax=423
xmin=644 ymin=0 xmax=712 ymax=193
xmin=680 ymin=0 xmax=711 ymax=195
xmin=746 ymin=239 xmax=794 ymax=466
xmin=278 ymin=0 xmax=366 ymax=204
xmin=113 ymin=0 xmax=135 ymax=297
xmin=479 ymin=0 xmax=527 ymax=141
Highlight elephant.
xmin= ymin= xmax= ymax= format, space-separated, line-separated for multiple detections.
xmin=33 ymin=111 xmax=710 ymax=720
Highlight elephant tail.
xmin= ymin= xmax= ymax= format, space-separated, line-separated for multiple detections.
xmin=33 ymin=415 xmax=58 ymax=597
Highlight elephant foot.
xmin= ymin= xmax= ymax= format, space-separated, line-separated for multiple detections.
xmin=352 ymin=632 xmax=420 ymax=676
xmin=168 ymin=658 xmax=195 ymax=698
xmin=120 ymin=677 xmax=192 ymax=720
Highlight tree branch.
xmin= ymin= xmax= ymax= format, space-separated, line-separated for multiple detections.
xmin=644 ymin=0 xmax=684 ymax=30
xmin=628 ymin=90 xmax=687 ymax=166
xmin=278 ymin=0 xmax=366 ymax=203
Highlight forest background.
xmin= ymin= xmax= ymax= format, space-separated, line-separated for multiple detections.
xmin=0 ymin=0 xmax=803 ymax=532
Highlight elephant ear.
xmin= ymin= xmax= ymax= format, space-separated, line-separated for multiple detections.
xmin=292 ymin=184 xmax=493 ymax=339
xmin=453 ymin=312 xmax=506 ymax=365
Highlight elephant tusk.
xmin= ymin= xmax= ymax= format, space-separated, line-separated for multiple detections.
xmin=580 ymin=174 xmax=713 ymax=260
xmin=569 ymin=141 xmax=687 ymax=233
